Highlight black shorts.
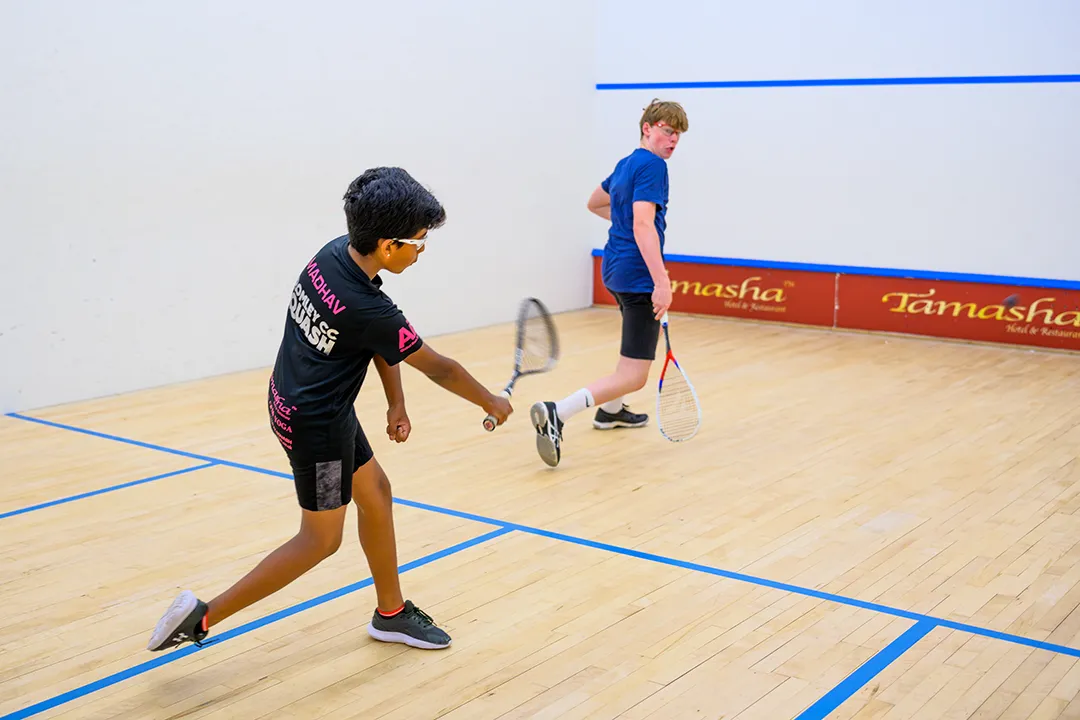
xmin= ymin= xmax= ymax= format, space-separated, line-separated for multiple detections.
xmin=269 ymin=400 xmax=373 ymax=512
xmin=611 ymin=290 xmax=660 ymax=361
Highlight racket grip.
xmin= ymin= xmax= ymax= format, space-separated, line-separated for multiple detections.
xmin=482 ymin=389 xmax=512 ymax=432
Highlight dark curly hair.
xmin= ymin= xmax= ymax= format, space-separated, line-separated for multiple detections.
xmin=342 ymin=167 xmax=447 ymax=255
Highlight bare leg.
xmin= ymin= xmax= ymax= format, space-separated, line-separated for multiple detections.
xmin=205 ymin=506 xmax=346 ymax=627
xmin=351 ymin=457 xmax=405 ymax=613
xmin=357 ymin=459 xmax=453 ymax=649
xmin=586 ymin=355 xmax=652 ymax=406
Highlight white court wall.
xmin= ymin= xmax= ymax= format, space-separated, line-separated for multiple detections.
xmin=5 ymin=3 xmax=1077 ymax=412
xmin=594 ymin=0 xmax=1080 ymax=281
xmin=0 ymin=1 xmax=598 ymax=412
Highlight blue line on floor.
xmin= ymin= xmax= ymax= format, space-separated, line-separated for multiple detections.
xmin=7 ymin=413 xmax=291 ymax=480
xmin=0 ymin=527 xmax=512 ymax=720
xmin=0 ymin=463 xmax=215 ymax=520
xmin=794 ymin=620 xmax=936 ymax=719
xmin=391 ymin=497 xmax=1080 ymax=659
xmin=11 ymin=413 xmax=1080 ymax=660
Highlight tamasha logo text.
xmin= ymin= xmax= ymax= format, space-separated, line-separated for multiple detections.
xmin=671 ymin=276 xmax=789 ymax=314
xmin=882 ymin=288 xmax=1080 ymax=339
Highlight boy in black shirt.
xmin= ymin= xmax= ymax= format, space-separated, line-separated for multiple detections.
xmin=148 ymin=167 xmax=512 ymax=652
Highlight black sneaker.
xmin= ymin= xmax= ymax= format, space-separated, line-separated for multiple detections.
xmin=147 ymin=590 xmax=209 ymax=651
xmin=593 ymin=404 xmax=648 ymax=429
xmin=367 ymin=600 xmax=451 ymax=649
xmin=530 ymin=401 xmax=563 ymax=467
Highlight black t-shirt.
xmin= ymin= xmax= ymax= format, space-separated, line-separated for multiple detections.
xmin=270 ymin=235 xmax=423 ymax=427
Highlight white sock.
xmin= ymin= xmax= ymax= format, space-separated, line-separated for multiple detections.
xmin=600 ymin=397 xmax=624 ymax=414
xmin=555 ymin=388 xmax=594 ymax=420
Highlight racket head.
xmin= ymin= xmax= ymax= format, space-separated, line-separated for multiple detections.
xmin=655 ymin=317 xmax=701 ymax=442
xmin=512 ymin=296 xmax=559 ymax=376
xmin=482 ymin=297 xmax=559 ymax=432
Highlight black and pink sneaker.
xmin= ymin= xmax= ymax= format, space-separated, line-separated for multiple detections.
xmin=367 ymin=600 xmax=451 ymax=650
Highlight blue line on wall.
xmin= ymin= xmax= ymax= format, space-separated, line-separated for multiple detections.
xmin=596 ymin=74 xmax=1080 ymax=90
xmin=590 ymin=249 xmax=1080 ymax=291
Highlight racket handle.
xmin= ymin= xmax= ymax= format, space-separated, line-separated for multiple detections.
xmin=482 ymin=388 xmax=512 ymax=432
xmin=660 ymin=311 xmax=669 ymax=325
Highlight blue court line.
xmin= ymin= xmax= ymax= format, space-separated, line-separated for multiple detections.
xmin=10 ymin=413 xmax=1080 ymax=662
xmin=590 ymin=248 xmax=1080 ymax=291
xmin=0 ymin=463 xmax=215 ymax=520
xmin=392 ymin=498 xmax=1080 ymax=659
xmin=0 ymin=526 xmax=512 ymax=720
xmin=794 ymin=620 xmax=936 ymax=720
xmin=7 ymin=413 xmax=291 ymax=480
xmin=596 ymin=74 xmax=1080 ymax=90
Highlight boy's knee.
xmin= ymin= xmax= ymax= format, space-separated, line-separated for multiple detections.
xmin=628 ymin=365 xmax=650 ymax=392
xmin=615 ymin=358 xmax=651 ymax=393
xmin=352 ymin=468 xmax=393 ymax=510
xmin=324 ymin=533 xmax=343 ymax=557
xmin=301 ymin=525 xmax=343 ymax=558
xmin=375 ymin=472 xmax=391 ymax=496
xmin=317 ymin=530 xmax=343 ymax=558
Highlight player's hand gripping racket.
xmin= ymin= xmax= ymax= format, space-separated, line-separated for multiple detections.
xmin=483 ymin=297 xmax=559 ymax=431
xmin=656 ymin=312 xmax=702 ymax=442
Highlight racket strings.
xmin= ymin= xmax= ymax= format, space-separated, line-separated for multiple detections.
xmin=519 ymin=311 xmax=556 ymax=373
xmin=657 ymin=365 xmax=699 ymax=440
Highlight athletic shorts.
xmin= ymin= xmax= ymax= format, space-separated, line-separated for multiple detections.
xmin=268 ymin=395 xmax=373 ymax=512
xmin=611 ymin=290 xmax=660 ymax=361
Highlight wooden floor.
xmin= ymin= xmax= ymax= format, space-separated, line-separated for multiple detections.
xmin=3 ymin=307 xmax=1080 ymax=719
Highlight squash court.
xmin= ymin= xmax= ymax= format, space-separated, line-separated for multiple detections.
xmin=3 ymin=307 xmax=1079 ymax=719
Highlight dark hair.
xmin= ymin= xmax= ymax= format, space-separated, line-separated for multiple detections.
xmin=342 ymin=167 xmax=447 ymax=254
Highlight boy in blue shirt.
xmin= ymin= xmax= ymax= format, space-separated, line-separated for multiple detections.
xmin=531 ymin=99 xmax=689 ymax=467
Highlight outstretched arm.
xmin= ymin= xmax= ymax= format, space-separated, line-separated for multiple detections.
xmin=404 ymin=345 xmax=512 ymax=426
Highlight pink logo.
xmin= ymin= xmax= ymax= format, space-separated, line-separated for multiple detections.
xmin=398 ymin=321 xmax=419 ymax=353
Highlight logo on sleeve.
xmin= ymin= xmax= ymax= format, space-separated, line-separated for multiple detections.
xmin=398 ymin=321 xmax=419 ymax=353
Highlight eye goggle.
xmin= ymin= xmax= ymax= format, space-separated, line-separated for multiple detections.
xmin=390 ymin=236 xmax=427 ymax=249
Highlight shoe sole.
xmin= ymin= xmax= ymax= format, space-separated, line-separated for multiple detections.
xmin=147 ymin=590 xmax=198 ymax=651
xmin=530 ymin=402 xmax=560 ymax=467
xmin=593 ymin=419 xmax=648 ymax=429
xmin=366 ymin=623 xmax=452 ymax=650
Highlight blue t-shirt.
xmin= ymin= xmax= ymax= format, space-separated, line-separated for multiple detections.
xmin=600 ymin=147 xmax=669 ymax=294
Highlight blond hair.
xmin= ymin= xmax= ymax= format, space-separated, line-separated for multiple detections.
xmin=639 ymin=98 xmax=688 ymax=136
